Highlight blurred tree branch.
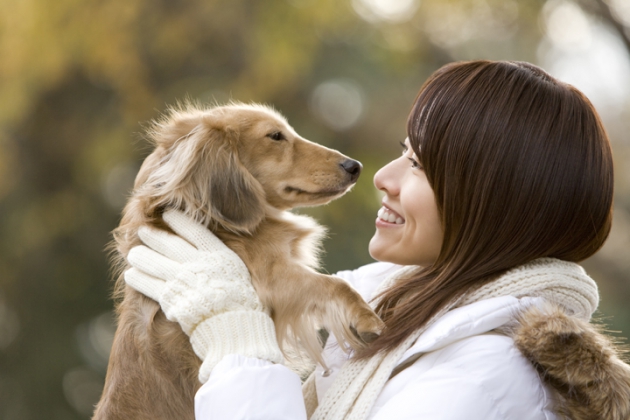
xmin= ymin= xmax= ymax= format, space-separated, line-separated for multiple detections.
xmin=578 ymin=0 xmax=630 ymax=53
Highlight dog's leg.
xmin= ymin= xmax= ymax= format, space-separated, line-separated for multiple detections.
xmin=93 ymin=288 xmax=200 ymax=420
xmin=253 ymin=263 xmax=383 ymax=364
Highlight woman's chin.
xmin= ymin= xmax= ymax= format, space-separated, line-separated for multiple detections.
xmin=369 ymin=234 xmax=439 ymax=267
xmin=368 ymin=235 xmax=382 ymax=260
xmin=369 ymin=234 xmax=396 ymax=263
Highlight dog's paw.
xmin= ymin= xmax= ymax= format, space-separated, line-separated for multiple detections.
xmin=314 ymin=275 xmax=384 ymax=352
xmin=349 ymin=325 xmax=381 ymax=345
xmin=330 ymin=294 xmax=383 ymax=350
xmin=350 ymin=310 xmax=384 ymax=346
xmin=359 ymin=331 xmax=380 ymax=344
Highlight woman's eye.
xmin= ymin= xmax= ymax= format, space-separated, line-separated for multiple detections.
xmin=408 ymin=157 xmax=422 ymax=170
xmin=267 ymin=131 xmax=286 ymax=141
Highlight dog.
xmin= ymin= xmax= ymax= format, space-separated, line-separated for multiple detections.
xmin=92 ymin=102 xmax=383 ymax=419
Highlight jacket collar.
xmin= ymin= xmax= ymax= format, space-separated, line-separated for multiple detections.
xmin=397 ymin=295 xmax=539 ymax=366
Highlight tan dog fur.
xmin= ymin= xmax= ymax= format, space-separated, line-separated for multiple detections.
xmin=92 ymin=103 xmax=383 ymax=420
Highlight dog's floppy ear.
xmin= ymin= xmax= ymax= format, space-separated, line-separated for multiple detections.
xmin=140 ymin=110 xmax=266 ymax=234
xmin=202 ymin=120 xmax=267 ymax=233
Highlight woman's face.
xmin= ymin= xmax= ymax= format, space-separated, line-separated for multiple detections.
xmin=369 ymin=138 xmax=443 ymax=266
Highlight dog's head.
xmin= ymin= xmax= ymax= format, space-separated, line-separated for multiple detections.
xmin=133 ymin=103 xmax=361 ymax=234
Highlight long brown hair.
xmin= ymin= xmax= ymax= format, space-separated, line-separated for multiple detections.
xmin=359 ymin=60 xmax=614 ymax=358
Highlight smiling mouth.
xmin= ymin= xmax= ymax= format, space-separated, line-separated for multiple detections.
xmin=377 ymin=206 xmax=405 ymax=224
xmin=284 ymin=186 xmax=346 ymax=197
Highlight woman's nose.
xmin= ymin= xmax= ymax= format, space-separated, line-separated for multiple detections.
xmin=373 ymin=158 xmax=401 ymax=196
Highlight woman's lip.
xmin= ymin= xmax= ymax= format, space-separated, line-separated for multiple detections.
xmin=376 ymin=217 xmax=401 ymax=228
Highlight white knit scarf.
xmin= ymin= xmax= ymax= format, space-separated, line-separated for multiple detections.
xmin=310 ymin=257 xmax=599 ymax=420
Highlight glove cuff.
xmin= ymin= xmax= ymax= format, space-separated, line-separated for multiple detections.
xmin=191 ymin=311 xmax=284 ymax=383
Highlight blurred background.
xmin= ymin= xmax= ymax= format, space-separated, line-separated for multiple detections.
xmin=0 ymin=0 xmax=629 ymax=417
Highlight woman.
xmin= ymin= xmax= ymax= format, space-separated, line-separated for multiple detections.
xmin=125 ymin=60 xmax=630 ymax=419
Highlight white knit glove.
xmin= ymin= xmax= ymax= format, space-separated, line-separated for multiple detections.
xmin=124 ymin=209 xmax=284 ymax=383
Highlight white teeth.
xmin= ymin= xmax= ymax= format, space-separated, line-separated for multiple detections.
xmin=377 ymin=207 xmax=404 ymax=224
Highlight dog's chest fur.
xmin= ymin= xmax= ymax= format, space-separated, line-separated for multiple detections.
xmin=217 ymin=211 xmax=326 ymax=274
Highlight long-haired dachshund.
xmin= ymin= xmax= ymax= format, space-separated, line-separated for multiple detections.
xmin=92 ymin=103 xmax=383 ymax=419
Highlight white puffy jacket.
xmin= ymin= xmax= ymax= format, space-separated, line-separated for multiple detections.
xmin=194 ymin=262 xmax=558 ymax=419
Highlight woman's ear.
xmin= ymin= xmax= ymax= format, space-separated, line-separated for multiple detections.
xmin=140 ymin=111 xmax=266 ymax=234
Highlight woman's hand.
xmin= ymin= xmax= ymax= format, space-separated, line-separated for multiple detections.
xmin=124 ymin=209 xmax=283 ymax=382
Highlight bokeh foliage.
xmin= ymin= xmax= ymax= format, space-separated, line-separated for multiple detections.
xmin=0 ymin=0 xmax=629 ymax=418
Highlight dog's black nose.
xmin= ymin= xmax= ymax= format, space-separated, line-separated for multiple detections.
xmin=340 ymin=159 xmax=362 ymax=182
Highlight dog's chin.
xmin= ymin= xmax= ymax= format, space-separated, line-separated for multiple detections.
xmin=281 ymin=185 xmax=352 ymax=207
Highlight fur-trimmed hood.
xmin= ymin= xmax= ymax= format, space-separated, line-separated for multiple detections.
xmin=512 ymin=301 xmax=630 ymax=420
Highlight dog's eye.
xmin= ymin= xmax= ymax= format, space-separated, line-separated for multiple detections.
xmin=266 ymin=131 xmax=286 ymax=141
